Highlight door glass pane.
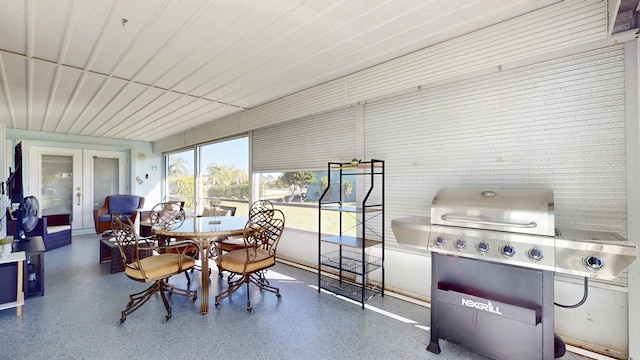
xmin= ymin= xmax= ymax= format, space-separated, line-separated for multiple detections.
xmin=166 ymin=150 xmax=194 ymax=215
xmin=41 ymin=155 xmax=73 ymax=216
xmin=93 ymin=158 xmax=119 ymax=210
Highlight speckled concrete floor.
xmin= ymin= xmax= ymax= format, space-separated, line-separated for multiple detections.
xmin=0 ymin=234 xmax=594 ymax=360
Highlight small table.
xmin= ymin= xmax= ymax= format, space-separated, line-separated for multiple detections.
xmin=153 ymin=215 xmax=248 ymax=314
xmin=13 ymin=236 xmax=46 ymax=297
xmin=100 ymin=238 xmax=152 ymax=274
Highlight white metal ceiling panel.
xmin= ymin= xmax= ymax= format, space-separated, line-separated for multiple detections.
xmin=70 ymin=77 xmax=129 ymax=136
xmin=1 ymin=0 xmax=627 ymax=143
xmin=87 ymin=1 xmax=167 ymax=75
xmin=1 ymin=55 xmax=28 ymax=129
xmin=41 ymin=66 xmax=83 ymax=133
xmin=63 ymin=1 xmax=115 ymax=69
xmin=0 ymin=0 xmax=27 ymax=55
xmin=29 ymin=61 xmax=58 ymax=132
xmin=29 ymin=0 xmax=72 ymax=61
xmin=55 ymin=71 xmax=107 ymax=134
xmin=112 ymin=0 xmax=209 ymax=81
xmin=98 ymin=86 xmax=169 ymax=139
xmin=123 ymin=97 xmax=237 ymax=141
xmin=84 ymin=81 xmax=149 ymax=137
xmin=135 ymin=0 xmax=263 ymax=89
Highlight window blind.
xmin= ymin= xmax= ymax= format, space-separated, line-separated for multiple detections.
xmin=252 ymin=107 xmax=356 ymax=172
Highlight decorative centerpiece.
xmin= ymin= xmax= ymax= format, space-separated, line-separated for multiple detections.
xmin=0 ymin=236 xmax=14 ymax=259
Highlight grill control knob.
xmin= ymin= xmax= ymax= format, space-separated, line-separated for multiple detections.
xmin=526 ymin=247 xmax=544 ymax=262
xmin=476 ymin=241 xmax=490 ymax=254
xmin=434 ymin=236 xmax=446 ymax=247
xmin=583 ymin=256 xmax=604 ymax=271
xmin=455 ymin=238 xmax=466 ymax=250
xmin=500 ymin=244 xmax=516 ymax=257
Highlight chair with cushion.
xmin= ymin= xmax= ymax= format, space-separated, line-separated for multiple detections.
xmin=146 ymin=202 xmax=195 ymax=283
xmin=195 ymin=204 xmax=237 ymax=278
xmin=214 ymin=208 xmax=285 ymax=313
xmin=216 ymin=201 xmax=272 ymax=254
xmin=94 ymin=195 xmax=145 ymax=235
xmin=201 ymin=205 xmax=236 ymax=217
xmin=110 ymin=211 xmax=198 ymax=323
xmin=148 ymin=201 xmax=186 ymax=231
xmin=139 ymin=201 xmax=185 ymax=238
xmin=213 ymin=201 xmax=270 ymax=279
xmin=6 ymin=211 xmax=72 ymax=251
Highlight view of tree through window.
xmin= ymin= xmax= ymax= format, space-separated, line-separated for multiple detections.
xmin=165 ymin=137 xmax=249 ymax=215
xmin=199 ymin=138 xmax=249 ymax=213
xmin=166 ymin=149 xmax=194 ymax=213
xmin=165 ymin=137 xmax=356 ymax=232
xmin=256 ymin=170 xmax=356 ymax=232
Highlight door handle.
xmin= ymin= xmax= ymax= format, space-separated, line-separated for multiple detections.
xmin=76 ymin=192 xmax=82 ymax=206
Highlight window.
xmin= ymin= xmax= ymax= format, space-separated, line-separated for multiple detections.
xmin=165 ymin=137 xmax=249 ymax=216
xmin=165 ymin=149 xmax=195 ymax=213
xmin=198 ymin=137 xmax=249 ymax=215
xmin=250 ymin=107 xmax=357 ymax=232
xmin=253 ymin=169 xmax=357 ymax=233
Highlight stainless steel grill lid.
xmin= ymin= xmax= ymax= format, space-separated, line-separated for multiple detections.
xmin=392 ymin=187 xmax=637 ymax=280
xmin=431 ymin=188 xmax=554 ymax=236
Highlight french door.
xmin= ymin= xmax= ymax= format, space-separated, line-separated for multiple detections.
xmin=28 ymin=146 xmax=126 ymax=230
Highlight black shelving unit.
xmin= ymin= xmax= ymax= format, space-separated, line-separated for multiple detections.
xmin=14 ymin=236 xmax=45 ymax=297
xmin=318 ymin=159 xmax=384 ymax=308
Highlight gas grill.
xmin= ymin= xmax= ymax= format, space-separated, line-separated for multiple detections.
xmin=391 ymin=188 xmax=638 ymax=360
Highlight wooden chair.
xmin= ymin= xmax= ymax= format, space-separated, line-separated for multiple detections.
xmin=110 ymin=211 xmax=198 ymax=323
xmin=214 ymin=208 xmax=285 ymax=313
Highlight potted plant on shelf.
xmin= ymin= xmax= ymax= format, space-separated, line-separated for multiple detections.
xmin=0 ymin=237 xmax=14 ymax=259
xmin=351 ymin=158 xmax=360 ymax=166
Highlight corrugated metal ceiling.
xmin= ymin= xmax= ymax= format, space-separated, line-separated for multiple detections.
xmin=0 ymin=0 xmax=632 ymax=142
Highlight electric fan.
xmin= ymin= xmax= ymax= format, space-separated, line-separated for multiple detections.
xmin=15 ymin=195 xmax=40 ymax=240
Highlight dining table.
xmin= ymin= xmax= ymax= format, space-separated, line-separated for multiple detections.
xmin=152 ymin=215 xmax=248 ymax=314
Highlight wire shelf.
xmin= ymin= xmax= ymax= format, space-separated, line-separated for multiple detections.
xmin=320 ymin=249 xmax=382 ymax=275
xmin=320 ymin=275 xmax=382 ymax=303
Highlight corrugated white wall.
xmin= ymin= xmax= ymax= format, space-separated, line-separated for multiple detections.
xmin=348 ymin=1 xmax=606 ymax=102
xmin=366 ymin=44 xmax=627 ymax=240
xmin=257 ymin=40 xmax=632 ymax=357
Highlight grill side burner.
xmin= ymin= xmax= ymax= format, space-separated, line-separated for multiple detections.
xmin=555 ymin=229 xmax=637 ymax=280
